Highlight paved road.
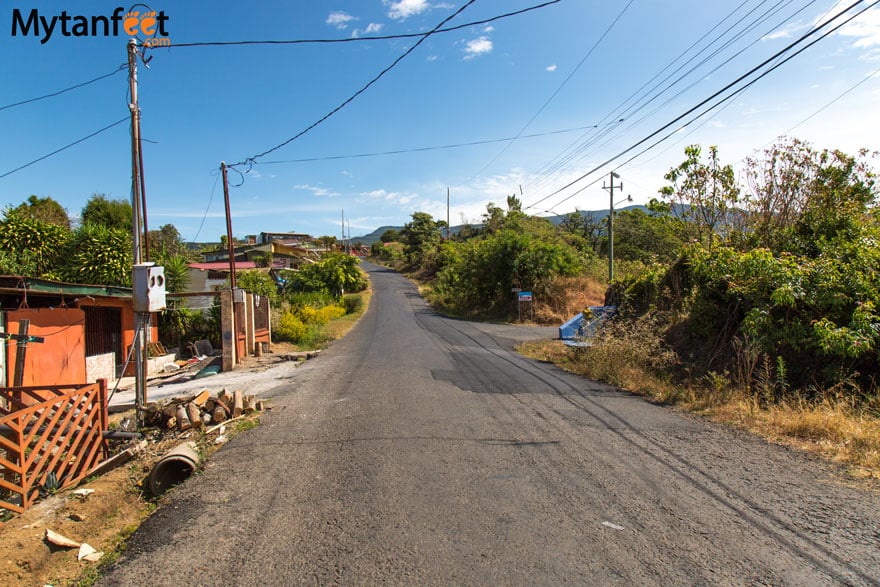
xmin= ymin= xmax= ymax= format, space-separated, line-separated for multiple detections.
xmin=101 ymin=263 xmax=880 ymax=586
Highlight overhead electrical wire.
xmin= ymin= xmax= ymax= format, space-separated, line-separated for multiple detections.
xmin=0 ymin=64 xmax=126 ymax=113
xmin=259 ymin=124 xmax=601 ymax=164
xmin=525 ymin=0 xmax=813 ymax=199
xmin=165 ymin=0 xmax=561 ymax=48
xmin=521 ymin=0 xmax=777 ymax=198
xmin=229 ymin=0 xmax=479 ymax=170
xmin=0 ymin=117 xmax=129 ymax=180
xmin=467 ymin=0 xmax=635 ymax=179
xmin=524 ymin=0 xmax=878 ymax=213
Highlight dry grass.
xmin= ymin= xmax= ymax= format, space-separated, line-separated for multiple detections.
xmin=518 ymin=337 xmax=880 ymax=481
xmin=532 ymin=275 xmax=607 ymax=325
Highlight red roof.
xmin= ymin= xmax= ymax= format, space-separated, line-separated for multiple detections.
xmin=189 ymin=262 xmax=258 ymax=271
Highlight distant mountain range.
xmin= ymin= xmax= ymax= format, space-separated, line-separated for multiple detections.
xmin=351 ymin=205 xmax=651 ymax=245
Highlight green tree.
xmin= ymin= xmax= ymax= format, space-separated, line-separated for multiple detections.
xmin=660 ymin=145 xmax=740 ymax=248
xmin=400 ymin=212 xmax=446 ymax=266
xmin=13 ymin=195 xmax=70 ymax=229
xmin=147 ymin=223 xmax=185 ymax=259
xmin=379 ymin=229 xmax=399 ymax=243
xmin=63 ymin=223 xmax=132 ymax=286
xmin=81 ymin=194 xmax=132 ymax=232
xmin=0 ymin=208 xmax=69 ymax=278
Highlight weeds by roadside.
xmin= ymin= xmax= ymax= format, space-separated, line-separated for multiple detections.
xmin=518 ymin=325 xmax=880 ymax=480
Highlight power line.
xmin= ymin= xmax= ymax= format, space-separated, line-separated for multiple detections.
xmin=165 ymin=1 xmax=561 ymax=48
xmin=525 ymin=0 xmax=877 ymax=213
xmin=229 ymin=0 xmax=479 ymax=170
xmin=0 ymin=64 xmax=126 ymax=113
xmin=468 ymin=0 xmax=635 ymax=179
xmin=259 ymin=124 xmax=600 ymax=164
xmin=0 ymin=117 xmax=129 ymax=180
xmin=526 ymin=0 xmax=811 ymax=198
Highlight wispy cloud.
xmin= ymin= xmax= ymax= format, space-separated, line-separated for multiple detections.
xmin=385 ymin=0 xmax=430 ymax=20
xmin=546 ymin=64 xmax=557 ymax=72
xmin=295 ymin=184 xmax=340 ymax=197
xmin=326 ymin=11 xmax=356 ymax=29
xmin=352 ymin=22 xmax=384 ymax=37
xmin=362 ymin=189 xmax=419 ymax=205
xmin=464 ymin=36 xmax=493 ymax=60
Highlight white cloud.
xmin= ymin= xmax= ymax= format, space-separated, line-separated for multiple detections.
xmin=464 ymin=36 xmax=493 ymax=60
xmin=295 ymin=184 xmax=340 ymax=197
xmin=352 ymin=22 xmax=384 ymax=37
xmin=427 ymin=55 xmax=438 ymax=62
xmin=761 ymin=20 xmax=807 ymax=41
xmin=385 ymin=0 xmax=430 ymax=20
xmin=484 ymin=25 xmax=494 ymax=33
xmin=326 ymin=11 xmax=356 ymax=29
xmin=820 ymin=2 xmax=880 ymax=49
xmin=546 ymin=64 xmax=557 ymax=72
xmin=361 ymin=189 xmax=419 ymax=205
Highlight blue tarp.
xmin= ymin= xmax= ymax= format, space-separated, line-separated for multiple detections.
xmin=558 ymin=306 xmax=616 ymax=347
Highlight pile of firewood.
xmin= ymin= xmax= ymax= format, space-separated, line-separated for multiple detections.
xmin=144 ymin=389 xmax=264 ymax=431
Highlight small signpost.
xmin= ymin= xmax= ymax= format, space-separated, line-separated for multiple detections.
xmin=514 ymin=289 xmax=533 ymax=322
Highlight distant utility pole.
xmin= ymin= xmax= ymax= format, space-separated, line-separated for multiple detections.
xmin=446 ymin=186 xmax=450 ymax=241
xmin=341 ymin=209 xmax=346 ymax=253
xmin=602 ymin=171 xmax=623 ymax=282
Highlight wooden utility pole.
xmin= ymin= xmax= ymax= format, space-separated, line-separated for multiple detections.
xmin=220 ymin=162 xmax=236 ymax=289
xmin=446 ymin=186 xmax=450 ymax=241
xmin=602 ymin=171 xmax=622 ymax=282
xmin=128 ymin=39 xmax=147 ymax=422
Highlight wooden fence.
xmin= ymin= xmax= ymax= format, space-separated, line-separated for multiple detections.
xmin=0 ymin=381 xmax=108 ymax=513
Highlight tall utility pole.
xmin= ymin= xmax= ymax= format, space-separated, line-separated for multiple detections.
xmin=220 ymin=162 xmax=236 ymax=289
xmin=602 ymin=171 xmax=623 ymax=282
xmin=127 ymin=39 xmax=147 ymax=422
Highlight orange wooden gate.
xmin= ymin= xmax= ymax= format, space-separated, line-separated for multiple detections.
xmin=0 ymin=381 xmax=108 ymax=513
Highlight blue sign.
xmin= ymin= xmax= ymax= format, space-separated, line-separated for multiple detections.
xmin=518 ymin=291 xmax=533 ymax=302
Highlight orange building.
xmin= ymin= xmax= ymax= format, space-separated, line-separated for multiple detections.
xmin=0 ymin=276 xmax=157 ymax=386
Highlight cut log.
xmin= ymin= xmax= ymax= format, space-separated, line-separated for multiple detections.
xmin=243 ymin=395 xmax=256 ymax=414
xmin=232 ymin=390 xmax=243 ymax=418
xmin=187 ymin=402 xmax=203 ymax=429
xmin=192 ymin=389 xmax=211 ymax=407
xmin=212 ymin=405 xmax=226 ymax=423
xmin=176 ymin=405 xmax=191 ymax=431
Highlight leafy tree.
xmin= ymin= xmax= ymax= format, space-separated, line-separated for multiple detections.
xmin=81 ymin=194 xmax=132 ymax=232
xmin=559 ymin=210 xmax=604 ymax=253
xmin=379 ymin=229 xmax=399 ymax=243
xmin=435 ymin=227 xmax=581 ymax=317
xmin=147 ymin=223 xmax=185 ymax=259
xmin=400 ymin=212 xmax=446 ymax=266
xmin=286 ymin=253 xmax=366 ymax=297
xmin=611 ymin=207 xmax=685 ymax=264
xmin=13 ymin=195 xmax=70 ymax=229
xmin=62 ymin=223 xmax=132 ymax=286
xmin=236 ymin=270 xmax=278 ymax=302
xmin=0 ymin=208 xmax=69 ymax=277
xmin=660 ymin=145 xmax=740 ymax=248
xmin=315 ymin=235 xmax=338 ymax=249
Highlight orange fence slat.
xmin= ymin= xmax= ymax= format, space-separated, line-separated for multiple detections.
xmin=0 ymin=382 xmax=108 ymax=514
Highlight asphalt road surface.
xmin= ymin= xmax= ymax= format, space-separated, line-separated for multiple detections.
xmin=101 ymin=262 xmax=880 ymax=586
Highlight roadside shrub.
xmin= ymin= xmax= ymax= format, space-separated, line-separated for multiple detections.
xmin=570 ymin=316 xmax=678 ymax=397
xmin=342 ymin=294 xmax=363 ymax=314
xmin=274 ymin=311 xmax=308 ymax=342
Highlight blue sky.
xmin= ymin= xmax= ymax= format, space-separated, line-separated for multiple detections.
xmin=1 ymin=0 xmax=879 ymax=243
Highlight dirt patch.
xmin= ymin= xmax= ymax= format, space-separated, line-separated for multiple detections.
xmin=0 ymin=408 xmax=262 ymax=587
